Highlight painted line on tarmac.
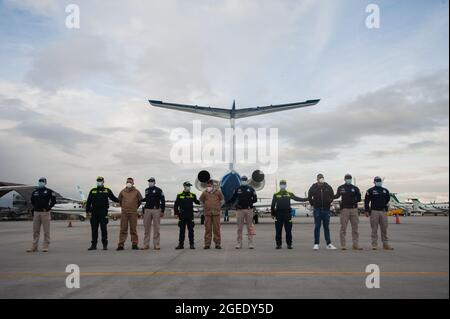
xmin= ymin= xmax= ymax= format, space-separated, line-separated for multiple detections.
xmin=0 ymin=271 xmax=448 ymax=279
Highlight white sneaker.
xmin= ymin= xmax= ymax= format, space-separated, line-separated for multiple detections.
xmin=327 ymin=244 xmax=337 ymax=250
xmin=313 ymin=244 xmax=320 ymax=251
xmin=235 ymin=244 xmax=242 ymax=249
xmin=248 ymin=244 xmax=255 ymax=249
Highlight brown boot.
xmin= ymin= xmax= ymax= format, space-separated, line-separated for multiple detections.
xmin=383 ymin=244 xmax=394 ymax=250
xmin=353 ymin=245 xmax=363 ymax=250
xmin=26 ymin=247 xmax=38 ymax=253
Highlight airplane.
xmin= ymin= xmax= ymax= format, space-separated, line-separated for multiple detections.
xmin=389 ymin=193 xmax=414 ymax=215
xmin=148 ymin=98 xmax=320 ymax=222
xmin=0 ymin=182 xmax=87 ymax=221
xmin=410 ymin=198 xmax=449 ymax=216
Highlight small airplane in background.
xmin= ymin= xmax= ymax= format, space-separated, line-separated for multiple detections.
xmin=410 ymin=198 xmax=449 ymax=216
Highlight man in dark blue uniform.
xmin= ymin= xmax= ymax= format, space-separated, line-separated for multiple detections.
xmin=271 ymin=180 xmax=308 ymax=249
xmin=85 ymin=176 xmax=119 ymax=251
xmin=228 ymin=176 xmax=258 ymax=249
xmin=174 ymin=181 xmax=200 ymax=250
xmin=334 ymin=174 xmax=362 ymax=250
xmin=27 ymin=177 xmax=56 ymax=253
xmin=365 ymin=176 xmax=393 ymax=250
xmin=142 ymin=177 xmax=166 ymax=250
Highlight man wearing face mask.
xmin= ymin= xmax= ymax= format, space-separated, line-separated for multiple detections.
xmin=174 ymin=182 xmax=200 ymax=250
xmin=334 ymin=174 xmax=362 ymax=250
xmin=308 ymin=174 xmax=337 ymax=250
xmin=117 ymin=177 xmax=143 ymax=251
xmin=27 ymin=177 xmax=56 ymax=253
xmin=271 ymin=180 xmax=308 ymax=249
xmin=86 ymin=176 xmax=119 ymax=251
xmin=228 ymin=176 xmax=258 ymax=249
xmin=365 ymin=176 xmax=393 ymax=250
xmin=199 ymin=180 xmax=225 ymax=249
xmin=142 ymin=177 xmax=165 ymax=250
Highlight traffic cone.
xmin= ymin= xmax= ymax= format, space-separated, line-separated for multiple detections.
xmin=68 ymin=221 xmax=73 ymax=228
xmin=395 ymin=214 xmax=400 ymax=224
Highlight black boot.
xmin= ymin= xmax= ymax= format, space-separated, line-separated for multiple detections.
xmin=190 ymin=243 xmax=196 ymax=250
xmin=103 ymin=244 xmax=108 ymax=251
xmin=276 ymin=245 xmax=282 ymax=250
xmin=132 ymin=244 xmax=139 ymax=250
xmin=287 ymin=245 xmax=293 ymax=250
xmin=175 ymin=243 xmax=184 ymax=250
xmin=88 ymin=244 xmax=97 ymax=251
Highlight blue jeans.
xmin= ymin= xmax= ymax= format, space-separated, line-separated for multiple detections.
xmin=314 ymin=208 xmax=331 ymax=245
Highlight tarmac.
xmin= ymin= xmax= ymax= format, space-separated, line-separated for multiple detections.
xmin=0 ymin=216 xmax=448 ymax=299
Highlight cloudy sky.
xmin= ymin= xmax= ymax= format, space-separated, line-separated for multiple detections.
xmin=0 ymin=0 xmax=448 ymax=202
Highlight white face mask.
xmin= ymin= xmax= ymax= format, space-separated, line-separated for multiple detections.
xmin=148 ymin=182 xmax=155 ymax=187
xmin=318 ymin=178 xmax=325 ymax=184
xmin=207 ymin=186 xmax=213 ymax=192
xmin=97 ymin=181 xmax=104 ymax=187
xmin=184 ymin=187 xmax=191 ymax=192
xmin=126 ymin=183 xmax=133 ymax=188
xmin=241 ymin=181 xmax=249 ymax=186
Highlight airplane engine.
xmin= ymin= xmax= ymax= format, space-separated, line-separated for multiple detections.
xmin=249 ymin=170 xmax=265 ymax=191
xmin=195 ymin=170 xmax=211 ymax=191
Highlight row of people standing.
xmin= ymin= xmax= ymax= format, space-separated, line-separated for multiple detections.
xmin=26 ymin=174 xmax=393 ymax=252
xmin=271 ymin=173 xmax=393 ymax=251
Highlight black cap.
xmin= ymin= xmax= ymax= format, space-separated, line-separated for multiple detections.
xmin=317 ymin=174 xmax=324 ymax=179
xmin=280 ymin=179 xmax=287 ymax=185
xmin=96 ymin=176 xmax=104 ymax=182
xmin=241 ymin=176 xmax=248 ymax=181
xmin=374 ymin=176 xmax=382 ymax=182
xmin=183 ymin=181 xmax=192 ymax=187
xmin=148 ymin=177 xmax=155 ymax=182
xmin=38 ymin=177 xmax=47 ymax=183
xmin=345 ymin=174 xmax=352 ymax=179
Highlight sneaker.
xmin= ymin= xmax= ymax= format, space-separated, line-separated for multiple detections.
xmin=42 ymin=248 xmax=49 ymax=253
xmin=326 ymin=244 xmax=337 ymax=250
xmin=248 ymin=244 xmax=255 ymax=249
xmin=235 ymin=244 xmax=242 ymax=249
xmin=313 ymin=244 xmax=320 ymax=251
xmin=116 ymin=246 xmax=124 ymax=251
xmin=88 ymin=245 xmax=97 ymax=251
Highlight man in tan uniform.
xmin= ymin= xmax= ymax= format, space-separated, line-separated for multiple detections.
xmin=199 ymin=180 xmax=224 ymax=249
xmin=117 ymin=177 xmax=143 ymax=250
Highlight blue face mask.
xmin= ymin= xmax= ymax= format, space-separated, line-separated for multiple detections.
xmin=280 ymin=185 xmax=287 ymax=191
xmin=38 ymin=182 xmax=45 ymax=188
xmin=345 ymin=179 xmax=352 ymax=185
xmin=97 ymin=182 xmax=104 ymax=187
xmin=375 ymin=182 xmax=383 ymax=187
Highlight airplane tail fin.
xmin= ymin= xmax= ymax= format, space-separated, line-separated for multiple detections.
xmin=77 ymin=186 xmax=86 ymax=201
xmin=390 ymin=193 xmax=401 ymax=203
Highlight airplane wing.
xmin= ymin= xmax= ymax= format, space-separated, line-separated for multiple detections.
xmin=149 ymin=99 xmax=320 ymax=119
xmin=233 ymin=100 xmax=320 ymax=119
xmin=149 ymin=100 xmax=232 ymax=119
